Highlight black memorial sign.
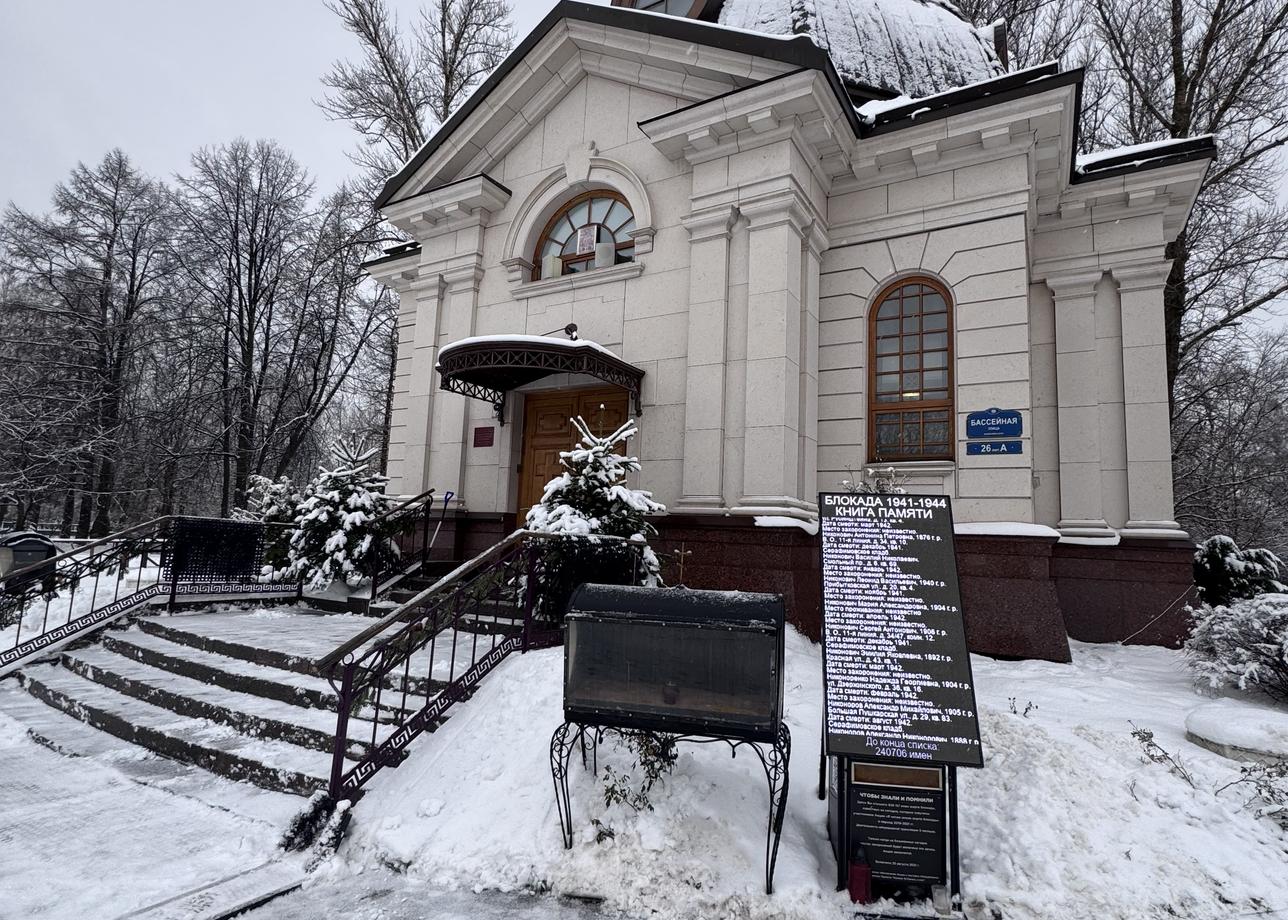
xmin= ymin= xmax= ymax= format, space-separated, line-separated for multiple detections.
xmin=819 ymin=492 xmax=983 ymax=767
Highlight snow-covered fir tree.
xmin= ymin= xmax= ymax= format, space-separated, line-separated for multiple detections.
xmin=1193 ymin=534 xmax=1286 ymax=607
xmin=273 ymin=438 xmax=395 ymax=590
xmin=237 ymin=474 xmax=306 ymax=571
xmin=525 ymin=416 xmax=665 ymax=618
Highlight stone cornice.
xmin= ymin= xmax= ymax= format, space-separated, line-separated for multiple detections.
xmin=1044 ymin=268 xmax=1107 ymax=299
xmin=681 ymin=204 xmax=738 ymax=243
xmin=382 ymin=174 xmax=511 ymax=238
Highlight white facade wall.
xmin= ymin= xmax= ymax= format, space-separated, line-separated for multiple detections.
xmin=373 ymin=24 xmax=1206 ymax=540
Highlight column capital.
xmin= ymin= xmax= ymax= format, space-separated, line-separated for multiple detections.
xmin=681 ymin=204 xmax=738 ymax=244
xmin=738 ymin=188 xmax=812 ymax=237
xmin=1045 ymin=269 xmax=1106 ymax=300
xmin=1112 ymin=262 xmax=1173 ymax=294
xmin=440 ymin=263 xmax=485 ymax=293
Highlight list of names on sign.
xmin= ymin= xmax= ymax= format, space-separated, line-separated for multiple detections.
xmin=819 ymin=492 xmax=983 ymax=767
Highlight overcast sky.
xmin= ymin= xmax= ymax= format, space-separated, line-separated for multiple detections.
xmin=0 ymin=0 xmax=556 ymax=213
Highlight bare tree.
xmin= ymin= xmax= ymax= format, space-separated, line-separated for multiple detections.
xmin=1087 ymin=0 xmax=1288 ymax=395
xmin=320 ymin=0 xmax=513 ymax=181
xmin=1171 ymin=330 xmax=1288 ymax=554
xmin=0 ymin=150 xmax=179 ymax=535
xmin=956 ymin=0 xmax=1088 ymax=68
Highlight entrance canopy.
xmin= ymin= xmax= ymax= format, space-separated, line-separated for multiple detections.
xmin=436 ymin=331 xmax=645 ymax=423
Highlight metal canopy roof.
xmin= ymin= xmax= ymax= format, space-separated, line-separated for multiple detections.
xmin=436 ymin=331 xmax=645 ymax=424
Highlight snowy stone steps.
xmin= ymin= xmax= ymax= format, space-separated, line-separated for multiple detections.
xmin=16 ymin=664 xmax=332 ymax=795
xmin=104 ymin=628 xmax=341 ymax=712
xmin=0 ymin=683 xmax=305 ymax=826
xmin=60 ymin=645 xmax=384 ymax=760
xmin=136 ymin=617 xmax=332 ymax=677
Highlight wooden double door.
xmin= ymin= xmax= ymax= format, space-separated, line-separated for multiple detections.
xmin=517 ymin=387 xmax=629 ymax=511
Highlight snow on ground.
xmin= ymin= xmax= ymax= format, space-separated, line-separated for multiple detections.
xmin=244 ymin=871 xmax=610 ymax=920
xmin=0 ymin=707 xmax=290 ymax=920
xmin=334 ymin=634 xmax=1288 ymax=920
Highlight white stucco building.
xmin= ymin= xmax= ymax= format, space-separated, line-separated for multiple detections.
xmin=365 ymin=0 xmax=1214 ymax=660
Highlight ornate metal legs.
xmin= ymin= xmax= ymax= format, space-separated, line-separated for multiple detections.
xmin=548 ymin=721 xmax=793 ymax=894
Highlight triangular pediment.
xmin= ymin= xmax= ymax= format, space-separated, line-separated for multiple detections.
xmin=376 ymin=1 xmax=828 ymax=208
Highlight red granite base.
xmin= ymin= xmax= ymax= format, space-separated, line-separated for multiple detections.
xmin=440 ymin=513 xmax=1197 ymax=661
xmin=1052 ymin=538 xmax=1198 ymax=647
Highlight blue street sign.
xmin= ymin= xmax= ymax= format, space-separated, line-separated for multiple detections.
xmin=966 ymin=408 xmax=1023 ymax=439
xmin=966 ymin=440 xmax=1023 ymax=456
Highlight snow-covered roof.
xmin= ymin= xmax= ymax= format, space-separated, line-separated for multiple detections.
xmin=1074 ymin=135 xmax=1217 ymax=176
xmin=717 ymin=0 xmax=1004 ymax=98
xmin=436 ymin=334 xmax=624 ymax=366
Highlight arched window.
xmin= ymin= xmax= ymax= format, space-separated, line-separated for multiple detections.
xmin=868 ymin=277 xmax=954 ymax=461
xmin=532 ymin=191 xmax=636 ymax=279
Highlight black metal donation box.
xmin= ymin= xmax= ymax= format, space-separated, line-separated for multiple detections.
xmin=564 ymin=583 xmax=785 ymax=742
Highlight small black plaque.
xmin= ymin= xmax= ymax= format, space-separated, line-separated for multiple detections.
xmin=819 ymin=492 xmax=983 ymax=768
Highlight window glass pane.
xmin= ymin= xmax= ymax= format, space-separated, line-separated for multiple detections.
xmin=877 ymin=319 xmax=900 ymax=337
xmin=550 ymin=220 xmax=574 ymax=244
xmin=902 ymin=354 xmax=920 ymax=371
xmin=877 ymin=356 xmax=899 ymax=373
xmin=876 ymin=422 xmax=899 ymax=448
xmin=569 ymin=200 xmax=590 ymax=227
xmin=590 ymin=197 xmax=612 ymax=224
xmin=924 ymin=420 xmax=950 ymax=444
xmin=877 ymin=301 xmax=899 ymax=319
xmin=616 ymin=246 xmax=635 ymax=264
xmin=561 ymin=236 xmax=579 ymax=256
xmin=566 ymin=259 xmax=588 ymax=273
xmin=876 ymin=374 xmax=899 ymax=393
xmin=903 ymin=334 xmax=919 ymax=352
xmin=618 ymin=218 xmax=636 ymax=236
xmin=902 ymin=316 xmax=919 ymax=333
xmin=922 ymin=292 xmax=946 ymax=313
xmin=924 ymin=389 xmax=948 ymax=401
xmin=877 ymin=338 xmax=899 ymax=355
xmin=605 ymin=201 xmax=629 ymax=229
xmin=901 ymin=372 xmax=920 ymax=393
xmin=923 ymin=313 xmax=948 ymax=331
xmin=901 ymin=293 xmax=920 ymax=315
xmin=924 ymin=332 xmax=948 ymax=350
xmin=901 ymin=425 xmax=920 ymax=450
xmin=902 ymin=412 xmax=920 ymax=425
xmin=542 ymin=240 xmax=561 ymax=260
xmin=876 ymin=392 xmax=899 ymax=403
xmin=924 ymin=350 xmax=947 ymax=369
xmin=925 ymin=410 xmax=949 ymax=422
xmin=924 ymin=369 xmax=948 ymax=389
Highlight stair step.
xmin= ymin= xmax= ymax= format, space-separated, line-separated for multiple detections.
xmin=0 ymin=682 xmax=303 ymax=826
xmin=104 ymin=629 xmax=339 ymax=711
xmin=135 ymin=608 xmax=379 ymax=675
xmin=60 ymin=645 xmax=385 ymax=759
xmin=17 ymin=664 xmax=332 ymax=795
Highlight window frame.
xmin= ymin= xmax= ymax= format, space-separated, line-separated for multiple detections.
xmin=531 ymin=189 xmax=637 ymax=280
xmin=866 ymin=275 xmax=956 ymax=463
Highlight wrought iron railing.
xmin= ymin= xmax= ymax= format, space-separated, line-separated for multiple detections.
xmin=365 ymin=488 xmax=454 ymax=596
xmin=0 ymin=516 xmax=298 ymax=676
xmin=319 ymin=530 xmax=650 ymax=801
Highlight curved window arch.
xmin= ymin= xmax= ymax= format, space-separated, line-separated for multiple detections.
xmin=868 ymin=277 xmax=954 ymax=461
xmin=532 ymin=190 xmax=636 ymax=280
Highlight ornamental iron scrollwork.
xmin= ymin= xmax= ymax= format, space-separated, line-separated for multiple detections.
xmin=437 ymin=339 xmax=645 ymax=424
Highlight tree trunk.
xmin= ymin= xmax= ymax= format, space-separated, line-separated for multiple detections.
xmin=1163 ymin=229 xmax=1190 ymax=409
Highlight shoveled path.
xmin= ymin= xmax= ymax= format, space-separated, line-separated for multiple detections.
xmin=243 ymin=871 xmax=615 ymax=919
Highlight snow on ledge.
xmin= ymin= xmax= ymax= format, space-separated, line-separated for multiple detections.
xmin=436 ymin=333 xmax=623 ymax=363
xmin=1185 ymin=699 xmax=1288 ymax=760
xmin=1075 ymin=135 xmax=1215 ymax=172
xmin=753 ymin=515 xmax=819 ymax=535
xmin=954 ymin=522 xmax=1061 ymax=539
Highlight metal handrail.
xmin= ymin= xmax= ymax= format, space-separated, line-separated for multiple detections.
xmin=2 ymin=515 xmax=174 ymax=585
xmin=318 ymin=528 xmax=645 ymax=673
xmin=369 ymin=487 xmax=439 ymax=527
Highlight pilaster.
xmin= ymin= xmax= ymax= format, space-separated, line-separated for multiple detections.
xmin=1048 ymin=270 xmax=1117 ymax=540
xmin=677 ymin=204 xmax=738 ymax=511
xmin=733 ymin=189 xmax=814 ymax=516
xmin=1114 ymin=263 xmax=1186 ymax=538
xmin=426 ymin=263 xmax=485 ymax=503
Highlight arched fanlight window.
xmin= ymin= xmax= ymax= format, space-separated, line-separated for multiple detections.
xmin=532 ymin=191 xmax=636 ymax=280
xmin=868 ymin=277 xmax=954 ymax=461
